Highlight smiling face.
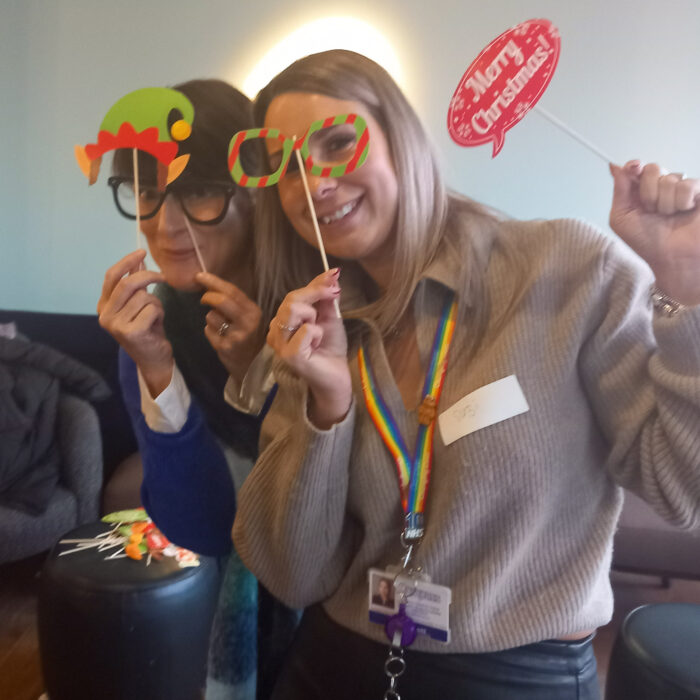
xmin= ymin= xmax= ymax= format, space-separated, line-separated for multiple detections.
xmin=264 ymin=92 xmax=399 ymax=269
xmin=139 ymin=188 xmax=252 ymax=290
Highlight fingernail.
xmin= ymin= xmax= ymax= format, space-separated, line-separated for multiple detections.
xmin=326 ymin=271 xmax=340 ymax=286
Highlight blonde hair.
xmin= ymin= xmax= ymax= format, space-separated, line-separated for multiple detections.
xmin=253 ymin=50 xmax=499 ymax=336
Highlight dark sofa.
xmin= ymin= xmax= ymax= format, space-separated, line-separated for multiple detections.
xmin=613 ymin=491 xmax=700 ymax=583
xmin=0 ymin=309 xmax=137 ymax=482
xmin=0 ymin=309 xmax=140 ymax=562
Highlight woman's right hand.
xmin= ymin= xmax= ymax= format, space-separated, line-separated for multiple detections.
xmin=97 ymin=249 xmax=173 ymax=396
xmin=267 ymin=268 xmax=351 ymax=429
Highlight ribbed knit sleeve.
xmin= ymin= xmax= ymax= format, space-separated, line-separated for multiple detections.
xmin=233 ymin=361 xmax=360 ymax=608
xmin=579 ymin=239 xmax=700 ymax=528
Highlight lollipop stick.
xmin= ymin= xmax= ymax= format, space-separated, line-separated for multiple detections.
xmin=533 ymin=105 xmax=615 ymax=165
xmin=132 ymin=148 xmax=142 ymax=252
xmin=293 ymin=147 xmax=341 ymax=318
xmin=184 ymin=217 xmax=208 ymax=273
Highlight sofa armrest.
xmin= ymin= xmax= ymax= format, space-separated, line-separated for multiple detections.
xmin=56 ymin=394 xmax=102 ymax=523
xmin=613 ymin=493 xmax=700 ymax=580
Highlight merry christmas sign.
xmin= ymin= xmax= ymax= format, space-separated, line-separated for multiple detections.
xmin=448 ymin=19 xmax=560 ymax=157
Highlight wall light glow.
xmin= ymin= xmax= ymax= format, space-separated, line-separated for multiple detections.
xmin=242 ymin=16 xmax=403 ymax=98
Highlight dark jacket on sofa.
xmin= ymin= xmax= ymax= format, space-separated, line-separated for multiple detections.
xmin=0 ymin=336 xmax=110 ymax=514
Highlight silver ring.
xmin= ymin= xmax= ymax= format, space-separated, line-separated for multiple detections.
xmin=277 ymin=321 xmax=299 ymax=332
xmin=218 ymin=321 xmax=231 ymax=336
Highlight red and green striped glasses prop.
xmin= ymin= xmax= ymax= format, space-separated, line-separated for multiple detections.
xmin=227 ymin=113 xmax=370 ymax=188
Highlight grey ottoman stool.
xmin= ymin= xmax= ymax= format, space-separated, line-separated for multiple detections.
xmin=38 ymin=522 xmax=220 ymax=700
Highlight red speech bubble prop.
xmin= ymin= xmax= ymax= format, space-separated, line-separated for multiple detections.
xmin=448 ymin=19 xmax=560 ymax=157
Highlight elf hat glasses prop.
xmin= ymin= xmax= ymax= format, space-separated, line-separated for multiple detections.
xmin=75 ymin=87 xmax=197 ymax=256
xmin=227 ymin=113 xmax=369 ymax=188
xmin=75 ymin=87 xmax=195 ymax=189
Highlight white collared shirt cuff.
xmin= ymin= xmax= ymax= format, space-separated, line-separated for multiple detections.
xmin=137 ymin=363 xmax=191 ymax=433
xmin=224 ymin=344 xmax=275 ymax=415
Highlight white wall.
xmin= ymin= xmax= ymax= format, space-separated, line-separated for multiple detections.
xmin=2 ymin=0 xmax=698 ymax=313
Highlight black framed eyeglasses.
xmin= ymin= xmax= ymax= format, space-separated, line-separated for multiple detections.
xmin=107 ymin=176 xmax=237 ymax=225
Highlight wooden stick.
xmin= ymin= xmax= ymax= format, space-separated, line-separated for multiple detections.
xmin=533 ymin=105 xmax=615 ymax=165
xmin=97 ymin=541 xmax=125 ymax=553
xmin=58 ymin=542 xmax=105 ymax=556
xmin=132 ymin=148 xmax=142 ymax=251
xmin=293 ymin=147 xmax=342 ymax=318
xmin=106 ymin=551 xmax=128 ymax=560
xmin=184 ymin=217 xmax=208 ymax=273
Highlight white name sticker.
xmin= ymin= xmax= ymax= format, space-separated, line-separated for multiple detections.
xmin=438 ymin=374 xmax=529 ymax=446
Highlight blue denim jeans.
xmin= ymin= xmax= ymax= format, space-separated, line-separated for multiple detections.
xmin=271 ymin=605 xmax=601 ymax=700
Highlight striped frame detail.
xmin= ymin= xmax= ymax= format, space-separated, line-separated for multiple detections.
xmin=227 ymin=128 xmax=290 ymax=188
xmin=227 ymin=114 xmax=370 ymax=188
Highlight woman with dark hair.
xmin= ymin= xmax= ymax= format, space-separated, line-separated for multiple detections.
xmin=101 ymin=79 xmax=263 ymax=543
xmin=97 ymin=79 xmax=295 ymax=700
xmin=230 ymin=51 xmax=700 ymax=699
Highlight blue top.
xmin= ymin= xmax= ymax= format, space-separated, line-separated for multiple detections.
xmin=119 ymin=349 xmax=241 ymax=556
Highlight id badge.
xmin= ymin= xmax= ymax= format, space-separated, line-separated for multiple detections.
xmin=368 ymin=568 xmax=452 ymax=643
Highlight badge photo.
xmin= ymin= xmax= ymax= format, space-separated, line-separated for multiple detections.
xmin=368 ymin=569 xmax=398 ymax=616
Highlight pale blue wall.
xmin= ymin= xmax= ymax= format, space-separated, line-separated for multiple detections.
xmin=2 ymin=0 xmax=698 ymax=313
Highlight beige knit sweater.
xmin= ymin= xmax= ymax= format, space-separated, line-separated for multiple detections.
xmin=233 ymin=218 xmax=700 ymax=653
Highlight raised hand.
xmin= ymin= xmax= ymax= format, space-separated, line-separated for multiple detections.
xmin=196 ymin=272 xmax=264 ymax=386
xmin=267 ymin=268 xmax=351 ymax=428
xmin=97 ymin=249 xmax=173 ymax=395
xmin=609 ymin=161 xmax=700 ymax=305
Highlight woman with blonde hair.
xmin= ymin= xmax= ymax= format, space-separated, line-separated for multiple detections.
xmin=233 ymin=50 xmax=700 ymax=699
xmin=251 ymin=51 xmax=493 ymax=337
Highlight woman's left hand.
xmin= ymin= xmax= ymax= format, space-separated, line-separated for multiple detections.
xmin=196 ymin=272 xmax=264 ymax=386
xmin=609 ymin=161 xmax=700 ymax=305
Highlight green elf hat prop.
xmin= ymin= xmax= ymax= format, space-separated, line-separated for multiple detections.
xmin=75 ymin=87 xmax=195 ymax=189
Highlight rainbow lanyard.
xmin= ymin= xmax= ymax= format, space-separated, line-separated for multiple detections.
xmin=358 ymin=294 xmax=458 ymax=542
